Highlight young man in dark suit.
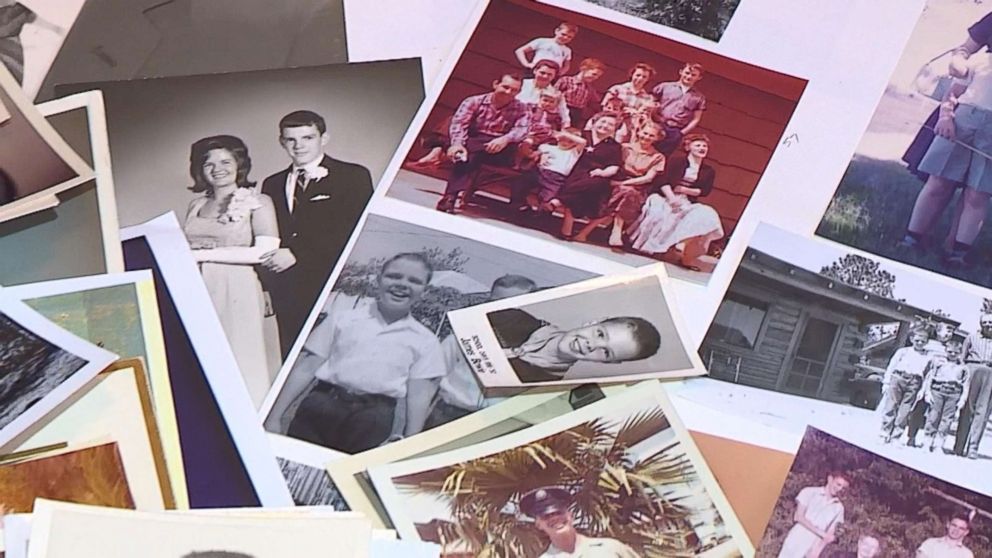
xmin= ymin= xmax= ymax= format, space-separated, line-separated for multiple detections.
xmin=261 ymin=110 xmax=373 ymax=358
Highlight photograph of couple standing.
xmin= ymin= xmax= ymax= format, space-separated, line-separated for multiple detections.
xmin=183 ymin=110 xmax=372 ymax=407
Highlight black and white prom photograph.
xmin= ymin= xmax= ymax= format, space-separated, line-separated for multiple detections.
xmin=61 ymin=60 xmax=425 ymax=407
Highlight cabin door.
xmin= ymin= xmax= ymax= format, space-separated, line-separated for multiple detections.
xmin=780 ymin=316 xmax=841 ymax=397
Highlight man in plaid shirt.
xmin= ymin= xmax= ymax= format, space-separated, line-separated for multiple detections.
xmin=554 ymin=57 xmax=605 ymax=127
xmin=436 ymin=72 xmax=530 ymax=213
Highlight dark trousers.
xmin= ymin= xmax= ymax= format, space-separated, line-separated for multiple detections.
xmin=925 ymin=383 xmax=964 ymax=436
xmin=287 ymin=381 xmax=396 ymax=454
xmin=444 ymin=135 xmax=516 ymax=195
xmin=558 ymin=176 xmax=612 ymax=219
xmin=567 ymin=106 xmax=585 ymax=128
xmin=423 ymin=399 xmax=473 ymax=430
xmin=956 ymin=365 xmax=992 ymax=455
xmin=906 ymin=399 xmax=929 ymax=440
xmin=880 ymin=373 xmax=923 ymax=437
xmin=510 ymin=168 xmax=567 ymax=206
xmin=654 ymin=125 xmax=684 ymax=156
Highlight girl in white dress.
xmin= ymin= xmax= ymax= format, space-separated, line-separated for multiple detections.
xmin=183 ymin=135 xmax=280 ymax=408
xmin=778 ymin=472 xmax=849 ymax=558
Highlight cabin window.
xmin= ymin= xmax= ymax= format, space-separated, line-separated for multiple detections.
xmin=710 ymin=294 xmax=768 ymax=349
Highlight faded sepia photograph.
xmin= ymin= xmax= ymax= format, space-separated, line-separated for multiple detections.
xmin=817 ymin=3 xmax=992 ymax=291
xmin=369 ymin=382 xmax=751 ymax=557
xmin=758 ymin=428 xmax=992 ymax=558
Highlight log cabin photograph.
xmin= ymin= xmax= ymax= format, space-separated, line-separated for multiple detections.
xmin=385 ymin=0 xmax=806 ymax=283
xmin=696 ymin=223 xmax=992 ymax=472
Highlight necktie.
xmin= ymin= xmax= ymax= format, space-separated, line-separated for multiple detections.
xmin=0 ymin=4 xmax=33 ymax=85
xmin=292 ymin=169 xmax=308 ymax=213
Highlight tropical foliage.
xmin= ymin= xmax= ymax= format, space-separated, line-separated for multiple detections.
xmin=757 ymin=429 xmax=992 ymax=557
xmin=394 ymin=406 xmax=736 ymax=557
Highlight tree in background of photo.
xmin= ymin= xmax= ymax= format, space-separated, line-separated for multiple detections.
xmin=757 ymin=429 xmax=992 ymax=557
xmin=394 ymin=406 xmax=736 ymax=557
xmin=333 ymin=247 xmax=488 ymax=337
xmin=820 ymin=254 xmax=897 ymax=299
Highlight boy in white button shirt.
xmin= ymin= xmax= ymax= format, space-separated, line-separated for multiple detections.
xmin=880 ymin=329 xmax=935 ymax=443
xmin=510 ymin=127 xmax=586 ymax=213
xmin=267 ymin=252 xmax=445 ymax=453
xmin=425 ymin=274 xmax=538 ymax=429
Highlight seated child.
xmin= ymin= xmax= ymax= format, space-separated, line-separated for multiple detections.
xmin=920 ymin=340 xmax=970 ymax=452
xmin=487 ymin=307 xmax=661 ymax=383
xmin=555 ymin=58 xmax=606 ymax=128
xmin=516 ymin=90 xmax=567 ymax=167
xmin=514 ymin=21 xmax=577 ymax=76
xmin=880 ymin=329 xmax=934 ymax=443
xmin=410 ymin=115 xmax=453 ymax=167
xmin=509 ymin=127 xmax=586 ymax=212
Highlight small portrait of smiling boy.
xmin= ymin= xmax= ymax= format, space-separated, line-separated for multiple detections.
xmin=448 ymin=269 xmax=705 ymax=387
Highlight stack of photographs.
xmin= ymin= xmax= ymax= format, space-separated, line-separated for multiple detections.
xmin=7 ymin=0 xmax=992 ymax=556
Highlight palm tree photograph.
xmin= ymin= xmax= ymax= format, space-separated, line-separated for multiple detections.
xmin=373 ymin=385 xmax=746 ymax=557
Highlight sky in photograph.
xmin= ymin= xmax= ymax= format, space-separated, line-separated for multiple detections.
xmin=750 ymin=224 xmax=986 ymax=330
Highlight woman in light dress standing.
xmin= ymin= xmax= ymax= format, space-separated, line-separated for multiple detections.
xmin=778 ymin=472 xmax=849 ymax=558
xmin=182 ymin=135 xmax=280 ymax=407
xmin=628 ymin=133 xmax=724 ymax=271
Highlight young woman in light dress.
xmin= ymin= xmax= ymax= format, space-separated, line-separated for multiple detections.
xmin=182 ymin=135 xmax=280 ymax=408
xmin=628 ymin=133 xmax=724 ymax=271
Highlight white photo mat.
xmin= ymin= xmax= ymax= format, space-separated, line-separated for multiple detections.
xmin=447 ymin=265 xmax=706 ymax=387
xmin=0 ymin=64 xmax=93 ymax=223
xmin=120 ymin=213 xmax=293 ymax=506
xmin=368 ymin=380 xmax=754 ymax=555
xmin=0 ymin=294 xmax=116 ymax=447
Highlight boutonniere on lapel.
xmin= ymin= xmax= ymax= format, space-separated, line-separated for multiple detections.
xmin=305 ymin=165 xmax=329 ymax=182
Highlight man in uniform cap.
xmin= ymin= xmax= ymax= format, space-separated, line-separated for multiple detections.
xmin=519 ymin=486 xmax=640 ymax=558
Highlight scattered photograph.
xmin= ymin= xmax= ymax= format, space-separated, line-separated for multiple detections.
xmin=263 ymin=213 xmax=597 ymax=455
xmin=0 ymin=1 xmax=85 ymax=99
xmin=385 ymin=0 xmax=805 ymax=283
xmin=758 ymin=428 xmax=992 ymax=558
xmin=277 ymin=457 xmax=347 ymax=509
xmin=122 ymin=216 xmax=292 ymax=508
xmin=565 ymin=0 xmax=743 ymax=41
xmin=0 ymin=91 xmax=122 ymax=286
xmin=447 ymin=266 xmax=704 ymax=387
xmin=4 ymin=361 xmax=177 ymax=511
xmin=37 ymin=0 xmax=348 ymax=102
xmin=368 ymin=381 xmax=752 ymax=557
xmin=61 ymin=59 xmax=424 ymax=408
xmin=685 ymin=222 xmax=992 ymax=494
xmin=0 ymin=442 xmax=134 ymax=513
xmin=26 ymin=500 xmax=373 ymax=558
xmin=326 ymin=386 xmax=610 ymax=527
xmin=0 ymin=295 xmax=115 ymax=448
xmin=815 ymin=2 xmax=992 ymax=291
xmin=0 ymin=64 xmax=91 ymax=222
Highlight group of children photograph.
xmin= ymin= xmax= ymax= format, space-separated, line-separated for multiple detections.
xmin=409 ymin=19 xmax=726 ymax=272
xmin=878 ymin=316 xmax=992 ymax=460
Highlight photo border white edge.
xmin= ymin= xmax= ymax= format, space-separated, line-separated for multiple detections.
xmin=119 ymin=212 xmax=293 ymax=507
xmin=367 ymin=380 xmax=755 ymax=555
